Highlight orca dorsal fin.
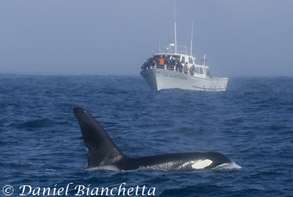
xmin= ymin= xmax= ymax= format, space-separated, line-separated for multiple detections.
xmin=73 ymin=108 xmax=125 ymax=168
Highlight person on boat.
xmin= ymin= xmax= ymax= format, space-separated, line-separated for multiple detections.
xmin=146 ymin=58 xmax=153 ymax=69
xmin=171 ymin=58 xmax=176 ymax=66
xmin=207 ymin=71 xmax=211 ymax=78
xmin=142 ymin=58 xmax=150 ymax=70
xmin=176 ymin=60 xmax=182 ymax=72
xmin=165 ymin=58 xmax=171 ymax=70
xmin=170 ymin=57 xmax=176 ymax=70
xmin=159 ymin=56 xmax=164 ymax=66
xmin=141 ymin=61 xmax=146 ymax=70
xmin=151 ymin=59 xmax=157 ymax=69
xmin=184 ymin=62 xmax=189 ymax=74
xmin=190 ymin=65 xmax=195 ymax=75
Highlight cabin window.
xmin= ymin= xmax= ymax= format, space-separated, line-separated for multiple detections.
xmin=189 ymin=57 xmax=193 ymax=64
xmin=195 ymin=67 xmax=199 ymax=73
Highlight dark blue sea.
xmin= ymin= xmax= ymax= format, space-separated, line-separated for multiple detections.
xmin=0 ymin=75 xmax=292 ymax=196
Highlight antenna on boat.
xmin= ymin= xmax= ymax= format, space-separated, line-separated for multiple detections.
xmin=190 ymin=22 xmax=194 ymax=56
xmin=174 ymin=0 xmax=177 ymax=54
xmin=203 ymin=54 xmax=206 ymax=65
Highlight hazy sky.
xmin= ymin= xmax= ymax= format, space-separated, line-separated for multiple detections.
xmin=0 ymin=0 xmax=292 ymax=76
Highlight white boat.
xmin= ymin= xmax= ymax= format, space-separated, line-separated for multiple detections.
xmin=140 ymin=15 xmax=228 ymax=92
xmin=140 ymin=52 xmax=228 ymax=92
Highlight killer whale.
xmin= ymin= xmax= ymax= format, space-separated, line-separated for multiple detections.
xmin=74 ymin=108 xmax=237 ymax=171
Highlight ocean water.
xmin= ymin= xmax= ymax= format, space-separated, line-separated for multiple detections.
xmin=0 ymin=75 xmax=292 ymax=196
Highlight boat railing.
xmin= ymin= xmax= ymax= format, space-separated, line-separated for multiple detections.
xmin=141 ymin=62 xmax=209 ymax=77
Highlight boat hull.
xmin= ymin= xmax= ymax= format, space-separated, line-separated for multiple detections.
xmin=141 ymin=69 xmax=228 ymax=91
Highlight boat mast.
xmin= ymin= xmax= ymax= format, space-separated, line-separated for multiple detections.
xmin=174 ymin=0 xmax=177 ymax=54
xmin=190 ymin=22 xmax=194 ymax=56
